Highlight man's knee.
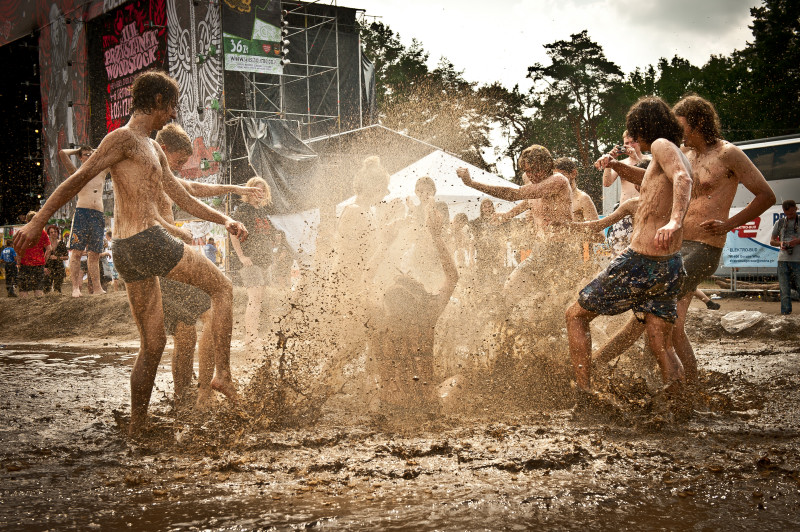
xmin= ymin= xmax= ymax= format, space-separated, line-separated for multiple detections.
xmin=566 ymin=301 xmax=590 ymax=322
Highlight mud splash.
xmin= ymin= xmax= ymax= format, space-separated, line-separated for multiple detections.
xmin=2 ymin=332 xmax=799 ymax=530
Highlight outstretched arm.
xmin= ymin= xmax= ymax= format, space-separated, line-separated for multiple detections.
xmin=699 ymin=145 xmax=776 ymax=235
xmin=652 ymin=139 xmax=693 ymax=249
xmin=157 ymin=148 xmax=248 ymax=241
xmin=575 ymin=197 xmax=639 ymax=232
xmin=179 ymin=178 xmax=265 ymax=203
xmin=494 ymin=201 xmax=531 ymax=224
xmin=456 ymin=167 xmax=527 ymax=201
xmin=15 ymin=134 xmax=127 ymax=252
xmin=597 ymin=156 xmax=647 ymax=187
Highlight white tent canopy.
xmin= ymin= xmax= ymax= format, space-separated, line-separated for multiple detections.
xmin=338 ymin=150 xmax=521 ymax=219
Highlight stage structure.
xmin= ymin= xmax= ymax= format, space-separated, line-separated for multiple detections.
xmin=223 ymin=1 xmax=376 ymax=218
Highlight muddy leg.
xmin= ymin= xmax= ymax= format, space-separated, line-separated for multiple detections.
xmin=195 ymin=309 xmax=216 ymax=410
xmin=672 ymin=293 xmax=698 ymax=384
xmin=87 ymin=251 xmax=105 ymax=295
xmin=126 ymin=277 xmax=167 ymax=436
xmin=166 ymin=246 xmax=239 ymax=404
xmin=69 ymin=249 xmax=83 ymax=297
xmin=593 ymin=313 xmax=646 ymax=367
xmin=565 ymin=301 xmax=598 ymax=391
xmin=172 ymin=321 xmax=197 ymax=407
xmin=644 ymin=313 xmax=684 ymax=385
xmin=244 ymin=285 xmax=264 ymax=350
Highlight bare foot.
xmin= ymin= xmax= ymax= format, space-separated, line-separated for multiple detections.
xmin=72 ymin=288 xmax=82 ymax=297
xmin=127 ymin=414 xmax=147 ymax=438
xmin=91 ymin=288 xmax=106 ymax=295
xmin=211 ymin=376 xmax=240 ymax=404
xmin=196 ymin=387 xmax=215 ymax=411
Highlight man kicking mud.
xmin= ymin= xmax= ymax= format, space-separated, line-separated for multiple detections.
xmin=457 ymin=145 xmax=573 ymax=308
xmin=565 ymin=97 xmax=693 ymax=401
xmin=13 ymin=70 xmax=248 ymax=436
xmin=58 ymin=145 xmax=108 ymax=296
xmin=154 ymin=123 xmax=264 ymax=409
xmin=591 ymin=95 xmax=774 ymax=384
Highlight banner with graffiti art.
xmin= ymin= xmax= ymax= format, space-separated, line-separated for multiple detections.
xmin=722 ymin=206 xmax=784 ymax=267
xmin=87 ymin=0 xmax=168 ymax=141
xmin=222 ymin=0 xmax=283 ymax=75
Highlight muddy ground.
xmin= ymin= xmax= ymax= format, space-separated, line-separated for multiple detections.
xmin=1 ymin=289 xmax=799 ymax=530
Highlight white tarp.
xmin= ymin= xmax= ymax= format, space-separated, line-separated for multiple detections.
xmin=338 ymin=150 xmax=521 ymax=219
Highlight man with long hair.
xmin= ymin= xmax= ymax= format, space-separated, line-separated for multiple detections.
xmin=565 ymin=97 xmax=693 ymax=409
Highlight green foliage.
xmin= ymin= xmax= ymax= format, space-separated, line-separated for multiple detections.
xmin=360 ymin=0 xmax=799 ymax=196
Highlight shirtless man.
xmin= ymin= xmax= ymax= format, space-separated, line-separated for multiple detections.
xmin=592 ymin=95 xmax=775 ymax=384
xmin=554 ymin=157 xmax=599 ymax=222
xmin=597 ymin=131 xmax=647 ymax=256
xmin=154 ymin=123 xmax=264 ymax=409
xmin=565 ymin=97 xmax=693 ymax=399
xmin=457 ymin=145 xmax=573 ymax=307
xmin=58 ymin=145 xmax=107 ymax=296
xmin=13 ymin=70 xmax=248 ymax=435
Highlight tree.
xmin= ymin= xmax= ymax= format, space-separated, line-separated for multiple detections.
xmin=360 ymin=22 xmax=497 ymax=170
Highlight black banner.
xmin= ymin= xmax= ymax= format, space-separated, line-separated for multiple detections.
xmin=87 ymin=0 xmax=168 ymax=142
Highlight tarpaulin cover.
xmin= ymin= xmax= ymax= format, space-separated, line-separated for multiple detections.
xmin=241 ymin=118 xmax=320 ymax=214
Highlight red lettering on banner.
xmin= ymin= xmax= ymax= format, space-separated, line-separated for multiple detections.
xmin=734 ymin=217 xmax=760 ymax=238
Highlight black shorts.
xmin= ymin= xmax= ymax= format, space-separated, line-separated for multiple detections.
xmin=679 ymin=240 xmax=723 ymax=297
xmin=161 ymin=278 xmax=212 ymax=335
xmin=113 ymin=226 xmax=185 ymax=283
xmin=19 ymin=265 xmax=44 ymax=292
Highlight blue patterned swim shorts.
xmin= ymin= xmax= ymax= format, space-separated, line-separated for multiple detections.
xmin=578 ymin=248 xmax=685 ymax=323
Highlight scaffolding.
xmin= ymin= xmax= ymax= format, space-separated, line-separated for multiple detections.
xmin=223 ymin=0 xmax=350 ymax=142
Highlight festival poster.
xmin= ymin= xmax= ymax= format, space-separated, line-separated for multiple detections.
xmin=722 ymin=206 xmax=783 ymax=267
xmin=222 ymin=0 xmax=283 ymax=75
xmin=87 ymin=0 xmax=168 ymax=139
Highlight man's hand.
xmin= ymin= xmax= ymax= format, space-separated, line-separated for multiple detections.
xmin=240 ymin=256 xmax=254 ymax=268
xmin=12 ymin=222 xmax=43 ymax=254
xmin=225 ymin=220 xmax=248 ymax=242
xmin=654 ymin=220 xmax=681 ymax=250
xmin=456 ymin=167 xmax=472 ymax=185
xmin=238 ymin=186 xmax=265 ymax=202
xmin=699 ymin=218 xmax=733 ymax=236
xmin=594 ymin=154 xmax=614 ymax=170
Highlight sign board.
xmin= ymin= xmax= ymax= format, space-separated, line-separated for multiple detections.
xmin=722 ymin=206 xmax=784 ymax=267
xmin=222 ymin=0 xmax=283 ymax=75
xmin=87 ymin=0 xmax=168 ymax=138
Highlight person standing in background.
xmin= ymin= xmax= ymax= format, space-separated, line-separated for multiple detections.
xmin=770 ymin=199 xmax=800 ymax=315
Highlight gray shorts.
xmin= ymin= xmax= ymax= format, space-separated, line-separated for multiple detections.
xmin=161 ymin=278 xmax=211 ymax=335
xmin=679 ymin=240 xmax=722 ymax=297
xmin=240 ymin=265 xmax=266 ymax=287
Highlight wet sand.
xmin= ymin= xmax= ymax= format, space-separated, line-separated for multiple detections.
xmin=1 ymin=291 xmax=799 ymax=529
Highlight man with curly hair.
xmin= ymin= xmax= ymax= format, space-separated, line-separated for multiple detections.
xmin=565 ymin=97 xmax=693 ymax=406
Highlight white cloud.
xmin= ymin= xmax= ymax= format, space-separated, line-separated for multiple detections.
xmin=346 ymin=0 xmax=756 ymax=88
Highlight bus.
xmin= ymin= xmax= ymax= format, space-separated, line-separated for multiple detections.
xmin=732 ymin=133 xmax=800 ymax=209
xmin=723 ymin=133 xmax=800 ymax=279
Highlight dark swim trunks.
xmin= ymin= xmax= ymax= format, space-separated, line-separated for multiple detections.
xmin=112 ymin=226 xmax=185 ymax=283
xmin=679 ymin=240 xmax=723 ymax=297
xmin=161 ymin=278 xmax=211 ymax=335
xmin=68 ymin=207 xmax=105 ymax=253
xmin=578 ymin=248 xmax=685 ymax=323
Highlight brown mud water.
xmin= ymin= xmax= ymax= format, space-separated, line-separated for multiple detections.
xmin=2 ymin=303 xmax=799 ymax=530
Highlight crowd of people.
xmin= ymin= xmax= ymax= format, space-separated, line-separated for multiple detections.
xmin=8 ymin=68 xmax=796 ymax=435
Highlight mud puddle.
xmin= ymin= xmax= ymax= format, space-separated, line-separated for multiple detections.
xmin=1 ymin=342 xmax=799 ymax=530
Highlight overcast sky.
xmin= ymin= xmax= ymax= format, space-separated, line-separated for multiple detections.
xmin=343 ymin=0 xmax=759 ymax=89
